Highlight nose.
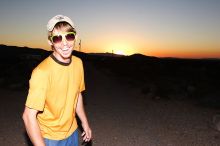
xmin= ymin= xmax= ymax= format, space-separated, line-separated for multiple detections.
xmin=62 ymin=37 xmax=68 ymax=45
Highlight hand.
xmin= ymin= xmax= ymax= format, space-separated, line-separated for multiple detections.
xmin=81 ymin=124 xmax=92 ymax=142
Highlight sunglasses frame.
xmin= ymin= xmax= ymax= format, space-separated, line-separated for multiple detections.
xmin=50 ymin=32 xmax=76 ymax=44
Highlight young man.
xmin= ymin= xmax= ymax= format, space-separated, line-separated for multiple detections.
xmin=22 ymin=15 xmax=92 ymax=146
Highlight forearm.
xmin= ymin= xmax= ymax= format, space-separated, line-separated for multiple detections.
xmin=76 ymin=93 xmax=89 ymax=126
xmin=77 ymin=109 xmax=89 ymax=127
xmin=22 ymin=107 xmax=45 ymax=146
xmin=76 ymin=93 xmax=92 ymax=142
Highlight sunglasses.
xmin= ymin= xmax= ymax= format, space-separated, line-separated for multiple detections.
xmin=50 ymin=32 xmax=76 ymax=44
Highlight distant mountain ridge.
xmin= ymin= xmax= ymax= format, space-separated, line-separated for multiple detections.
xmin=0 ymin=45 xmax=50 ymax=59
xmin=1 ymin=45 xmax=220 ymax=61
xmin=0 ymin=45 xmax=159 ymax=61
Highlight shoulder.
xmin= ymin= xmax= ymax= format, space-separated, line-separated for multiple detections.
xmin=72 ymin=55 xmax=83 ymax=63
xmin=32 ymin=56 xmax=52 ymax=75
xmin=72 ymin=56 xmax=83 ymax=66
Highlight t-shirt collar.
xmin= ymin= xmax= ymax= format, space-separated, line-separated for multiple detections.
xmin=50 ymin=54 xmax=72 ymax=66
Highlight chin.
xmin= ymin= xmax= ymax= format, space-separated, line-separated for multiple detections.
xmin=61 ymin=50 xmax=72 ymax=57
xmin=61 ymin=53 xmax=72 ymax=59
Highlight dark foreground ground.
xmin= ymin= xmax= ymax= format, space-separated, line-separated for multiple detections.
xmin=0 ymin=45 xmax=220 ymax=146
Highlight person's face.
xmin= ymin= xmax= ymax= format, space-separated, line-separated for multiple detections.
xmin=49 ymin=28 xmax=75 ymax=63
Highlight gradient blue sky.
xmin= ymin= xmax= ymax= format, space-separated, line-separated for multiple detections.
xmin=0 ymin=0 xmax=220 ymax=58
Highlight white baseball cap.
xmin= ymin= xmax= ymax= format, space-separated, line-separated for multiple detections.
xmin=47 ymin=15 xmax=75 ymax=31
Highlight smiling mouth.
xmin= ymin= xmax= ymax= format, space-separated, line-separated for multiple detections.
xmin=60 ymin=47 xmax=72 ymax=55
xmin=62 ymin=47 xmax=70 ymax=51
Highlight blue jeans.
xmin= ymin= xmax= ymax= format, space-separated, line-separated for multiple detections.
xmin=44 ymin=129 xmax=78 ymax=146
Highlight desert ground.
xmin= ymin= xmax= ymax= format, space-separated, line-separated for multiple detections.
xmin=0 ymin=59 xmax=220 ymax=146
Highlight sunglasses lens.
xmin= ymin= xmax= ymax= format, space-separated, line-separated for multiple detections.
xmin=66 ymin=33 xmax=75 ymax=41
xmin=51 ymin=32 xmax=75 ymax=44
xmin=52 ymin=35 xmax=62 ymax=43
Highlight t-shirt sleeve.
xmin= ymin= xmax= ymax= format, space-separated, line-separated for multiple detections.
xmin=25 ymin=68 xmax=48 ymax=111
xmin=79 ymin=60 xmax=85 ymax=92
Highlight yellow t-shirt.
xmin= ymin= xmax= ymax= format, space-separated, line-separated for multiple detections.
xmin=25 ymin=55 xmax=85 ymax=140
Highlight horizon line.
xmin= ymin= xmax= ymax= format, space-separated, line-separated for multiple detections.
xmin=1 ymin=44 xmax=220 ymax=60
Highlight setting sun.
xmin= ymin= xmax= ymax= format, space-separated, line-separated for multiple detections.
xmin=108 ymin=43 xmax=134 ymax=56
xmin=115 ymin=50 xmax=125 ymax=55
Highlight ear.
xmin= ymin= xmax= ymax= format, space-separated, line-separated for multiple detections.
xmin=75 ymin=34 xmax=78 ymax=42
xmin=48 ymin=39 xmax=53 ymax=46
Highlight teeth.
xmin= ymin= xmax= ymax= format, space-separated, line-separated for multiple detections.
xmin=62 ymin=48 xmax=69 ymax=51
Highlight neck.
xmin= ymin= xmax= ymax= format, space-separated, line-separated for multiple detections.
xmin=52 ymin=52 xmax=71 ymax=63
xmin=51 ymin=53 xmax=72 ymax=66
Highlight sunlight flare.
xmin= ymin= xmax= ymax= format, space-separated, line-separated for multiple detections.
xmin=115 ymin=50 xmax=125 ymax=55
xmin=108 ymin=43 xmax=134 ymax=55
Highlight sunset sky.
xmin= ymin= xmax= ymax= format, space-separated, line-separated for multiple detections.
xmin=0 ymin=0 xmax=219 ymax=58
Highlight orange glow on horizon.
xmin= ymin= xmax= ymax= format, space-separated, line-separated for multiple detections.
xmin=108 ymin=43 xmax=135 ymax=55
xmin=2 ymin=41 xmax=220 ymax=59
xmin=144 ymin=48 xmax=220 ymax=59
xmin=115 ymin=50 xmax=125 ymax=55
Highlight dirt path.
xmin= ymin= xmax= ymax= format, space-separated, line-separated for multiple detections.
xmin=0 ymin=61 xmax=220 ymax=146
xmin=83 ymin=61 xmax=220 ymax=146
